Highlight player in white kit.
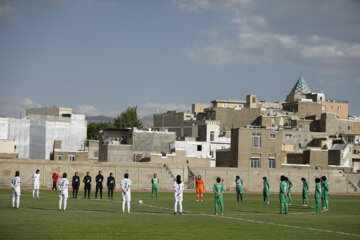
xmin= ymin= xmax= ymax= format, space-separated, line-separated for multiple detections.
xmin=58 ymin=173 xmax=70 ymax=211
xmin=121 ymin=173 xmax=131 ymax=214
xmin=173 ymin=175 xmax=184 ymax=215
xmin=11 ymin=171 xmax=21 ymax=209
xmin=32 ymin=169 xmax=40 ymax=198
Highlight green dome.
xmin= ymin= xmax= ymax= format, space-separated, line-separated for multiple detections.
xmin=288 ymin=75 xmax=311 ymax=96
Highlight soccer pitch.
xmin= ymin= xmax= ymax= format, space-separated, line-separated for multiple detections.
xmin=0 ymin=189 xmax=359 ymax=239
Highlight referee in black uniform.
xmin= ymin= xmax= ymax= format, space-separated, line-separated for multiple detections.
xmin=72 ymin=172 xmax=80 ymax=199
xmin=107 ymin=173 xmax=116 ymax=200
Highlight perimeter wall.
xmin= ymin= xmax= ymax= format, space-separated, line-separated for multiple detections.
xmin=0 ymin=159 xmax=359 ymax=194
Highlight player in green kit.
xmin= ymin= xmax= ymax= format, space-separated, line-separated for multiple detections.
xmin=315 ymin=178 xmax=322 ymax=213
xmin=213 ymin=177 xmax=224 ymax=216
xmin=279 ymin=175 xmax=288 ymax=214
xmin=235 ymin=176 xmax=243 ymax=203
xmin=286 ymin=177 xmax=293 ymax=205
xmin=321 ymin=176 xmax=329 ymax=211
xmin=301 ymin=177 xmax=309 ymax=206
xmin=151 ymin=173 xmax=159 ymax=200
xmin=263 ymin=177 xmax=270 ymax=204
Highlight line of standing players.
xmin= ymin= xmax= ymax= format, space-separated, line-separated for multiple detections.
xmin=70 ymin=171 xmax=116 ymax=200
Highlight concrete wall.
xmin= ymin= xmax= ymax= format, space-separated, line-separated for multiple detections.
xmin=236 ymin=128 xmax=283 ymax=169
xmin=205 ymin=108 xmax=260 ymax=132
xmin=153 ymin=112 xmax=199 ymax=138
xmin=283 ymin=102 xmax=322 ymax=118
xmin=319 ymin=113 xmax=357 ymax=135
xmin=151 ymin=150 xmax=211 ymax=168
xmin=1 ymin=159 xmax=359 ymax=194
xmin=99 ymin=130 xmax=176 ymax=163
xmin=26 ymin=106 xmax=72 ymax=117
xmin=322 ymin=101 xmax=348 ymax=119
xmin=53 ymin=151 xmax=89 ymax=162
xmin=0 ymin=139 xmax=15 ymax=154
xmin=192 ymin=104 xmax=210 ymax=114
xmin=86 ymin=140 xmax=99 ymax=160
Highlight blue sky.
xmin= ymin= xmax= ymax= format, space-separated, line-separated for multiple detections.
xmin=0 ymin=0 xmax=359 ymax=117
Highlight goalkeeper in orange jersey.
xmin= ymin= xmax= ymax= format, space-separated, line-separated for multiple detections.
xmin=195 ymin=175 xmax=205 ymax=202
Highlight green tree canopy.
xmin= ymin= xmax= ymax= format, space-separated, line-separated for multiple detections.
xmin=87 ymin=121 xmax=114 ymax=140
xmin=114 ymin=106 xmax=143 ymax=129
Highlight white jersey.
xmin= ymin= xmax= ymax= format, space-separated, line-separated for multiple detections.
xmin=11 ymin=176 xmax=21 ymax=190
xmin=32 ymin=173 xmax=40 ymax=184
xmin=32 ymin=173 xmax=40 ymax=189
xmin=173 ymin=181 xmax=184 ymax=201
xmin=58 ymin=178 xmax=70 ymax=196
xmin=11 ymin=176 xmax=21 ymax=197
xmin=121 ymin=178 xmax=131 ymax=201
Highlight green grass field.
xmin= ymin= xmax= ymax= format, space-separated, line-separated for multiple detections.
xmin=0 ymin=189 xmax=359 ymax=239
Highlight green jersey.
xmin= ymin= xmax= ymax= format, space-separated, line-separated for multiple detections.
xmin=287 ymin=180 xmax=293 ymax=192
xmin=235 ymin=179 xmax=243 ymax=189
xmin=315 ymin=183 xmax=322 ymax=201
xmin=263 ymin=180 xmax=270 ymax=191
xmin=152 ymin=177 xmax=159 ymax=187
xmin=279 ymin=181 xmax=288 ymax=202
xmin=322 ymin=180 xmax=329 ymax=199
xmin=303 ymin=181 xmax=309 ymax=192
xmin=213 ymin=183 xmax=224 ymax=198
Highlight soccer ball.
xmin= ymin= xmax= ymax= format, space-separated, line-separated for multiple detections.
xmin=138 ymin=200 xmax=143 ymax=204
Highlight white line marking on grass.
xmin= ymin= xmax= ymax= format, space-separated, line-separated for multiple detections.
xmin=138 ymin=203 xmax=360 ymax=238
xmin=17 ymin=191 xmax=360 ymax=237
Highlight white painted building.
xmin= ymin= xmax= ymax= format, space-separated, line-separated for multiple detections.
xmin=0 ymin=108 xmax=86 ymax=160
xmin=192 ymin=120 xmax=231 ymax=166
xmin=170 ymin=141 xmax=211 ymax=159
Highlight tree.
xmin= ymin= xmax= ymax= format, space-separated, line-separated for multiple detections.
xmin=87 ymin=121 xmax=114 ymax=140
xmin=114 ymin=106 xmax=143 ymax=129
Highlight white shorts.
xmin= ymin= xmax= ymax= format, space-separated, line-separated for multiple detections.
xmin=59 ymin=192 xmax=68 ymax=199
xmin=33 ymin=183 xmax=40 ymax=190
xmin=174 ymin=193 xmax=183 ymax=202
xmin=12 ymin=189 xmax=20 ymax=197
xmin=122 ymin=192 xmax=131 ymax=202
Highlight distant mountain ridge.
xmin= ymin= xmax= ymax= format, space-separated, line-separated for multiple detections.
xmin=86 ymin=115 xmax=114 ymax=123
xmin=140 ymin=114 xmax=153 ymax=129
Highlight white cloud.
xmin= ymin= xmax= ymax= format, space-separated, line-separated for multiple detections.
xmin=75 ymin=104 xmax=103 ymax=117
xmin=138 ymin=102 xmax=190 ymax=117
xmin=0 ymin=97 xmax=42 ymax=118
xmin=74 ymin=104 xmax=121 ymax=117
xmin=175 ymin=0 xmax=360 ymax=78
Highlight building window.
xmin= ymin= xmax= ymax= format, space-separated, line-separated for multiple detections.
xmin=210 ymin=131 xmax=215 ymax=142
xmin=347 ymin=136 xmax=353 ymax=143
xmin=210 ymin=151 xmax=214 ymax=158
xmin=250 ymin=158 xmax=261 ymax=168
xmin=57 ymin=155 xmax=62 ymax=161
xmin=223 ymin=103 xmax=228 ymax=107
xmin=348 ymin=126 xmax=352 ymax=130
xmin=251 ymin=133 xmax=261 ymax=148
xmin=322 ymin=105 xmax=326 ymax=111
xmin=252 ymin=97 xmax=256 ymax=103
xmin=197 ymin=145 xmax=202 ymax=151
xmin=68 ymin=155 xmax=75 ymax=162
xmin=338 ymin=106 xmax=341 ymax=112
xmin=269 ymin=133 xmax=276 ymax=139
xmin=269 ymin=158 xmax=276 ymax=168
